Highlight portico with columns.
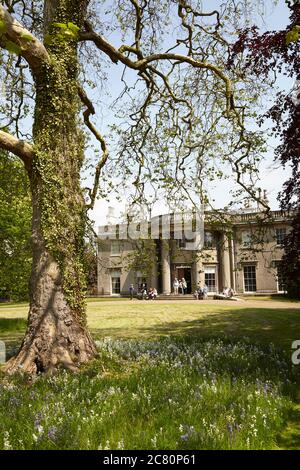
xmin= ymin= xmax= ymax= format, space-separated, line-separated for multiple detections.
xmin=155 ymin=235 xmax=232 ymax=295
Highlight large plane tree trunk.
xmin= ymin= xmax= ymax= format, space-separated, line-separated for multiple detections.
xmin=3 ymin=0 xmax=97 ymax=374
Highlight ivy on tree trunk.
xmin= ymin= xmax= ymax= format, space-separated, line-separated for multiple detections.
xmin=2 ymin=0 xmax=97 ymax=374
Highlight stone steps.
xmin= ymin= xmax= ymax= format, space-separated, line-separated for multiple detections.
xmin=156 ymin=294 xmax=196 ymax=300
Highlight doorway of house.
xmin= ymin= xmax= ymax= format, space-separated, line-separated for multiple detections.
xmin=176 ymin=266 xmax=192 ymax=294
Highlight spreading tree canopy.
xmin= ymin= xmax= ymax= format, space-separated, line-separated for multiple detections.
xmin=0 ymin=0 xmax=269 ymax=373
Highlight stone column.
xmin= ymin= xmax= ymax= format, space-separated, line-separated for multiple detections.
xmin=222 ymin=233 xmax=231 ymax=290
xmin=161 ymin=240 xmax=171 ymax=294
xmin=150 ymin=255 xmax=158 ymax=290
xmin=230 ymin=235 xmax=236 ymax=292
xmin=193 ymin=255 xmax=204 ymax=289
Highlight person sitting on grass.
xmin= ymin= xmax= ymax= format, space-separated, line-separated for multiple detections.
xmin=203 ymin=284 xmax=208 ymax=300
xmin=152 ymin=287 xmax=158 ymax=300
xmin=148 ymin=287 xmax=154 ymax=300
xmin=222 ymin=287 xmax=234 ymax=298
xmin=197 ymin=286 xmax=203 ymax=300
xmin=228 ymin=287 xmax=234 ymax=298
xmin=141 ymin=284 xmax=147 ymax=300
xmin=223 ymin=287 xmax=229 ymax=297
xmin=148 ymin=287 xmax=158 ymax=300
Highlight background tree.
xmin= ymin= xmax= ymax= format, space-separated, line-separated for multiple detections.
xmin=0 ymin=149 xmax=31 ymax=301
xmin=0 ymin=0 xmax=267 ymax=373
xmin=0 ymin=148 xmax=99 ymax=300
xmin=281 ymin=213 xmax=300 ymax=298
xmin=230 ymin=0 xmax=300 ymax=298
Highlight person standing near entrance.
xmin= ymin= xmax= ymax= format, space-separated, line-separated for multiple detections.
xmin=129 ymin=284 xmax=135 ymax=300
xmin=182 ymin=278 xmax=187 ymax=295
xmin=173 ymin=277 xmax=179 ymax=295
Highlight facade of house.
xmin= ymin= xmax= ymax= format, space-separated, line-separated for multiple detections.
xmin=97 ymin=209 xmax=292 ymax=296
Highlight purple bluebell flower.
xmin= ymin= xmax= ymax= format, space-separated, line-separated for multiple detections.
xmin=227 ymin=423 xmax=234 ymax=436
xmin=48 ymin=426 xmax=58 ymax=440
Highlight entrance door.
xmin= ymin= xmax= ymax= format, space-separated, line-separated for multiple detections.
xmin=176 ymin=267 xmax=192 ymax=294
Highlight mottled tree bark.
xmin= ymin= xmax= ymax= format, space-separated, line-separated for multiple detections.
xmin=3 ymin=0 xmax=97 ymax=374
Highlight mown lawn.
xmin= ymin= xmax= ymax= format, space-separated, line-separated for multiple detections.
xmin=1 ymin=298 xmax=299 ymax=350
xmin=0 ymin=298 xmax=299 ymax=450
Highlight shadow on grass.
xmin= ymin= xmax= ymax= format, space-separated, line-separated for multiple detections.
xmin=91 ymin=307 xmax=300 ymax=352
xmin=277 ymin=405 xmax=300 ymax=450
xmin=0 ymin=318 xmax=27 ymax=334
xmin=243 ymin=295 xmax=300 ymax=303
xmin=2 ymin=307 xmax=300 ymax=354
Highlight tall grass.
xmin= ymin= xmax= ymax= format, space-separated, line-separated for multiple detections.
xmin=0 ymin=337 xmax=297 ymax=450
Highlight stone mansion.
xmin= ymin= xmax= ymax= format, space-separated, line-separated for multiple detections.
xmin=97 ymin=209 xmax=292 ymax=296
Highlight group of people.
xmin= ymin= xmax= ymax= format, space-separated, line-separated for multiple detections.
xmin=129 ymin=281 xmax=235 ymax=300
xmin=130 ymin=283 xmax=158 ymax=300
xmin=193 ymin=285 xmax=235 ymax=300
xmin=194 ymin=284 xmax=209 ymax=300
xmin=173 ymin=277 xmax=188 ymax=295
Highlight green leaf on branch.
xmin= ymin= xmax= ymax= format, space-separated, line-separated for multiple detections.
xmin=21 ymin=33 xmax=34 ymax=42
xmin=286 ymin=26 xmax=300 ymax=45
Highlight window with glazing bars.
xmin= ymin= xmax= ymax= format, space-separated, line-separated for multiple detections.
xmin=243 ymin=265 xmax=256 ymax=292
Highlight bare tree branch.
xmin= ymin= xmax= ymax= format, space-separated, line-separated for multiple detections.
xmin=79 ymin=21 xmax=234 ymax=116
xmin=0 ymin=5 xmax=50 ymax=76
xmin=78 ymin=86 xmax=109 ymax=210
xmin=0 ymin=129 xmax=33 ymax=166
